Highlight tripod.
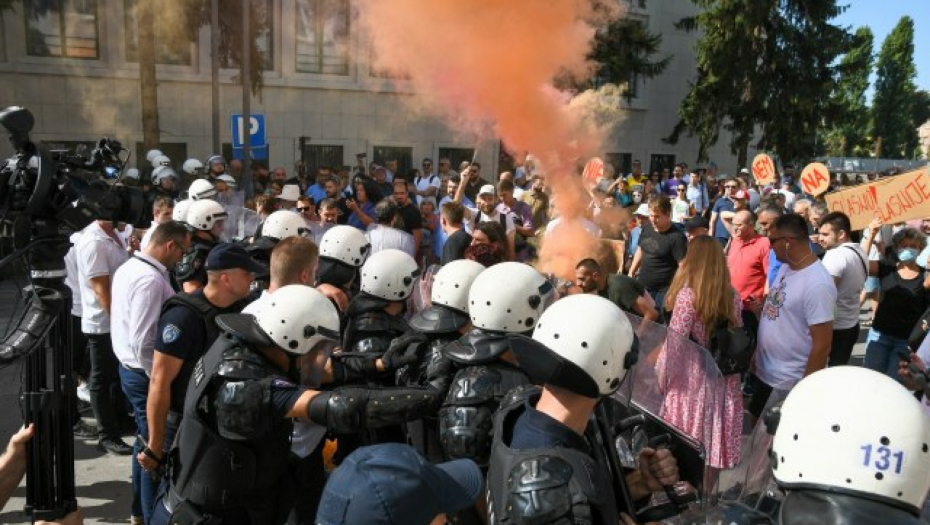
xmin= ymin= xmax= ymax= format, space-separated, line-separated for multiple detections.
xmin=0 ymin=229 xmax=78 ymax=522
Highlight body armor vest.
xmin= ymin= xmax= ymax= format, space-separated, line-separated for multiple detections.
xmin=486 ymin=386 xmax=620 ymax=525
xmin=167 ymin=335 xmax=295 ymax=524
xmin=174 ymin=239 xmax=216 ymax=285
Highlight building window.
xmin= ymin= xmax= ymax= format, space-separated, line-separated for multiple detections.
xmin=295 ymin=0 xmax=350 ymax=75
xmin=606 ymin=153 xmax=632 ymax=178
xmin=25 ymin=0 xmax=100 ymax=59
xmin=439 ymin=148 xmax=476 ymax=173
xmin=649 ymin=154 xmax=675 ymax=176
xmin=123 ymin=0 xmax=193 ymax=65
xmin=373 ymin=146 xmax=412 ymax=179
xmin=302 ymin=144 xmax=344 ymax=173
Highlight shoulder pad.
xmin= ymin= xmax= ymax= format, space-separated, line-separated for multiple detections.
xmin=444 ymin=364 xmax=529 ymax=406
xmin=245 ymin=237 xmax=276 ymax=263
xmin=442 ymin=329 xmax=510 ymax=364
xmin=346 ymin=294 xmax=393 ymax=316
xmin=508 ymin=455 xmax=574 ymax=524
xmin=409 ymin=304 xmax=470 ymax=335
xmin=498 ymin=384 xmax=541 ymax=413
xmin=217 ymin=346 xmax=268 ymax=381
xmin=353 ymin=311 xmax=410 ymax=335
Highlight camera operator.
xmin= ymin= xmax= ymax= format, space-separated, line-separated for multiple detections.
xmin=76 ymin=220 xmax=134 ymax=456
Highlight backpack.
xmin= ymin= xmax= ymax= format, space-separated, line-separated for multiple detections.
xmin=707 ymin=318 xmax=753 ymax=376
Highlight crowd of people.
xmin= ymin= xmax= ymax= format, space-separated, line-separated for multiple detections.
xmin=3 ymin=148 xmax=930 ymax=525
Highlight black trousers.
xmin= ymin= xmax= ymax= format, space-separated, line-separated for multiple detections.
xmin=285 ymin=442 xmax=327 ymax=525
xmin=86 ymin=333 xmax=129 ymax=439
xmin=828 ymin=324 xmax=860 ymax=367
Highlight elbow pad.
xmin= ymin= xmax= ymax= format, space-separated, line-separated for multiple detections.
xmin=308 ymin=386 xmax=441 ymax=434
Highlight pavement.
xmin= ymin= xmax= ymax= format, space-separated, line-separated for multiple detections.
xmin=0 ymin=276 xmax=874 ymax=524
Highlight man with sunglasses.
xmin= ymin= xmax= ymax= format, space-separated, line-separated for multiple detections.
xmin=746 ymin=214 xmax=835 ymax=424
xmin=414 ymin=157 xmax=440 ymax=206
xmin=710 ymin=178 xmax=738 ymax=247
xmin=111 ymin=222 xmax=191 ymax=523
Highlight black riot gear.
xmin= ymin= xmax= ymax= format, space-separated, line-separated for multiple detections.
xmin=486 ymin=386 xmax=621 ymax=525
xmin=174 ymin=239 xmax=216 ymax=288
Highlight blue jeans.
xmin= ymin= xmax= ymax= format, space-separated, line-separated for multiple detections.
xmin=863 ymin=329 xmax=909 ymax=382
xmin=119 ymin=364 xmax=176 ymax=524
xmin=646 ymin=287 xmax=669 ymax=325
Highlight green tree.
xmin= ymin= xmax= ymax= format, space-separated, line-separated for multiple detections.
xmin=822 ymin=27 xmax=873 ymax=157
xmin=589 ymin=16 xmax=672 ymax=100
xmin=871 ymin=16 xmax=917 ymax=158
xmin=667 ymin=0 xmax=849 ymax=167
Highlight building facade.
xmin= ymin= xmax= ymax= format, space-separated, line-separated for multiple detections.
xmin=0 ymin=0 xmax=743 ymax=176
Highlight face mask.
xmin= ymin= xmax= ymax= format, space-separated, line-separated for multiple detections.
xmin=897 ymin=248 xmax=919 ymax=263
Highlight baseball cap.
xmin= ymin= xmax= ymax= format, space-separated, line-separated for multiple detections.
xmin=733 ymin=189 xmax=749 ymax=200
xmin=478 ymin=184 xmax=496 ymax=197
xmin=316 ymin=443 xmax=483 ymax=525
xmin=740 ymin=168 xmax=749 ymax=175
xmin=205 ymin=243 xmax=267 ymax=274
xmin=685 ymin=216 xmax=709 ymax=231
xmin=633 ymin=203 xmax=650 ymax=216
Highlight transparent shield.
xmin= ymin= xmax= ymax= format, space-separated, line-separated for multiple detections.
xmin=409 ymin=263 xmax=441 ymax=318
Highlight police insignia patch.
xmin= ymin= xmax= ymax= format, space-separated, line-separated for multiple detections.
xmin=162 ymin=324 xmax=181 ymax=344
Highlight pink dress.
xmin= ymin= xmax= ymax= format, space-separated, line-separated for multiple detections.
xmin=657 ymin=286 xmax=743 ymax=469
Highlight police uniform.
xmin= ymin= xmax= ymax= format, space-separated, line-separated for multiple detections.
xmin=155 ymin=289 xmax=246 ymax=430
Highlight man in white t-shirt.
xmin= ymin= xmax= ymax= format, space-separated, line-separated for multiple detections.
xmin=748 ymin=214 xmax=836 ymax=421
xmin=817 ymin=211 xmax=868 ymax=366
xmin=413 ymin=157 xmax=441 ymax=206
xmin=452 ymin=182 xmax=516 ymax=255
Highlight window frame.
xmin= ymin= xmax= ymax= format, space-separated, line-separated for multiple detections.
xmin=24 ymin=0 xmax=101 ymax=60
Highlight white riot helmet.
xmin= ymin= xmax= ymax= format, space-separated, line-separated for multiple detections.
xmin=152 ymin=166 xmax=178 ymax=185
xmin=182 ymin=158 xmax=205 ymax=176
xmin=217 ymin=285 xmax=340 ymax=355
xmin=431 ymin=260 xmax=485 ymax=313
xmin=188 ymin=178 xmax=217 ymax=200
xmin=146 ymin=149 xmax=164 ymax=163
xmin=770 ymin=366 xmax=930 ymax=513
xmin=172 ymin=199 xmax=192 ymax=223
xmin=262 ymin=210 xmax=309 ymax=240
xmin=152 ymin=154 xmax=172 ymax=167
xmin=124 ymin=167 xmax=140 ymax=180
xmin=185 ymin=199 xmax=227 ymax=232
xmin=510 ymin=294 xmax=635 ymax=398
xmin=467 ymin=262 xmax=554 ymax=334
xmin=409 ymin=259 xmax=485 ymax=334
xmin=360 ymin=249 xmax=420 ymax=301
xmin=319 ymin=225 xmax=371 ymax=268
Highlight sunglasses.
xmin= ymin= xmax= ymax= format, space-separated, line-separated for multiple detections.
xmin=297 ymin=207 xmax=312 ymax=212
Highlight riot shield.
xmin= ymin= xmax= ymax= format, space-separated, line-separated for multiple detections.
xmin=408 ymin=263 xmax=440 ymax=319
xmin=231 ymin=207 xmax=261 ymax=241
xmin=606 ymin=312 xmax=742 ymax=521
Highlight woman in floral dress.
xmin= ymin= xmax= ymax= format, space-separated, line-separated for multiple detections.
xmin=658 ymin=236 xmax=743 ymax=488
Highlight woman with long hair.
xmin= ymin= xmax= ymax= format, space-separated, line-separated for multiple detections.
xmin=465 ymin=220 xmax=512 ymax=265
xmin=659 ymin=236 xmax=743 ymax=483
xmin=346 ymin=179 xmax=382 ymax=231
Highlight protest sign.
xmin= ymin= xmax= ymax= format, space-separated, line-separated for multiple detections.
xmin=583 ymin=157 xmax=604 ymax=184
xmin=751 ymin=153 xmax=776 ymax=186
xmin=799 ymin=162 xmax=830 ymax=196
xmin=825 ymin=168 xmax=930 ymax=230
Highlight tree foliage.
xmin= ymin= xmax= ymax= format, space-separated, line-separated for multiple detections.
xmin=822 ymin=27 xmax=873 ymax=157
xmin=667 ymin=0 xmax=850 ymax=167
xmin=872 ymin=16 xmax=917 ymax=158
xmin=589 ymin=15 xmax=672 ymax=100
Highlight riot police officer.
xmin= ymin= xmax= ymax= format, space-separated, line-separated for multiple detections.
xmin=151 ymin=285 xmax=438 ymax=525
xmin=187 ymin=178 xmax=216 ymax=201
xmin=405 ymin=259 xmax=486 ymax=461
xmin=486 ymin=294 xmax=678 ymax=524
xmin=767 ymin=366 xmax=930 ymax=525
xmin=176 ymin=199 xmax=227 ymax=292
xmin=437 ymin=262 xmax=554 ymax=467
xmin=245 ymin=210 xmax=313 ymax=295
xmin=316 ymin=224 xmax=370 ymax=295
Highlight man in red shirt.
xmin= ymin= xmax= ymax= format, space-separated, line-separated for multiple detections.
xmin=727 ymin=209 xmax=769 ymax=337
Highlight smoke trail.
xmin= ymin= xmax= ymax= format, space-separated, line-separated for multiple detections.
xmin=360 ymin=0 xmax=627 ymax=277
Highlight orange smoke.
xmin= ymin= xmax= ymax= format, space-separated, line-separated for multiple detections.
xmin=360 ymin=0 xmax=623 ymax=278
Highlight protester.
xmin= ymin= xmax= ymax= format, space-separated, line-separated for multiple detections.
xmin=816 ymin=212 xmax=869 ymax=366
xmin=574 ymin=258 xmax=658 ymax=321
xmin=627 ymin=196 xmax=688 ymax=322
xmin=748 ymin=214 xmax=836 ymax=421
xmin=862 ymin=220 xmax=930 ymax=381
xmin=366 ymin=199 xmax=416 ymax=257
xmin=439 ymin=201 xmax=471 ymax=265
xmin=346 ymin=179 xmax=381 ymax=230
xmin=726 ymin=209 xmax=769 ymax=337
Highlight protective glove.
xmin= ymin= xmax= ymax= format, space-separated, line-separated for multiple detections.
xmin=380 ymin=332 xmax=429 ymax=371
